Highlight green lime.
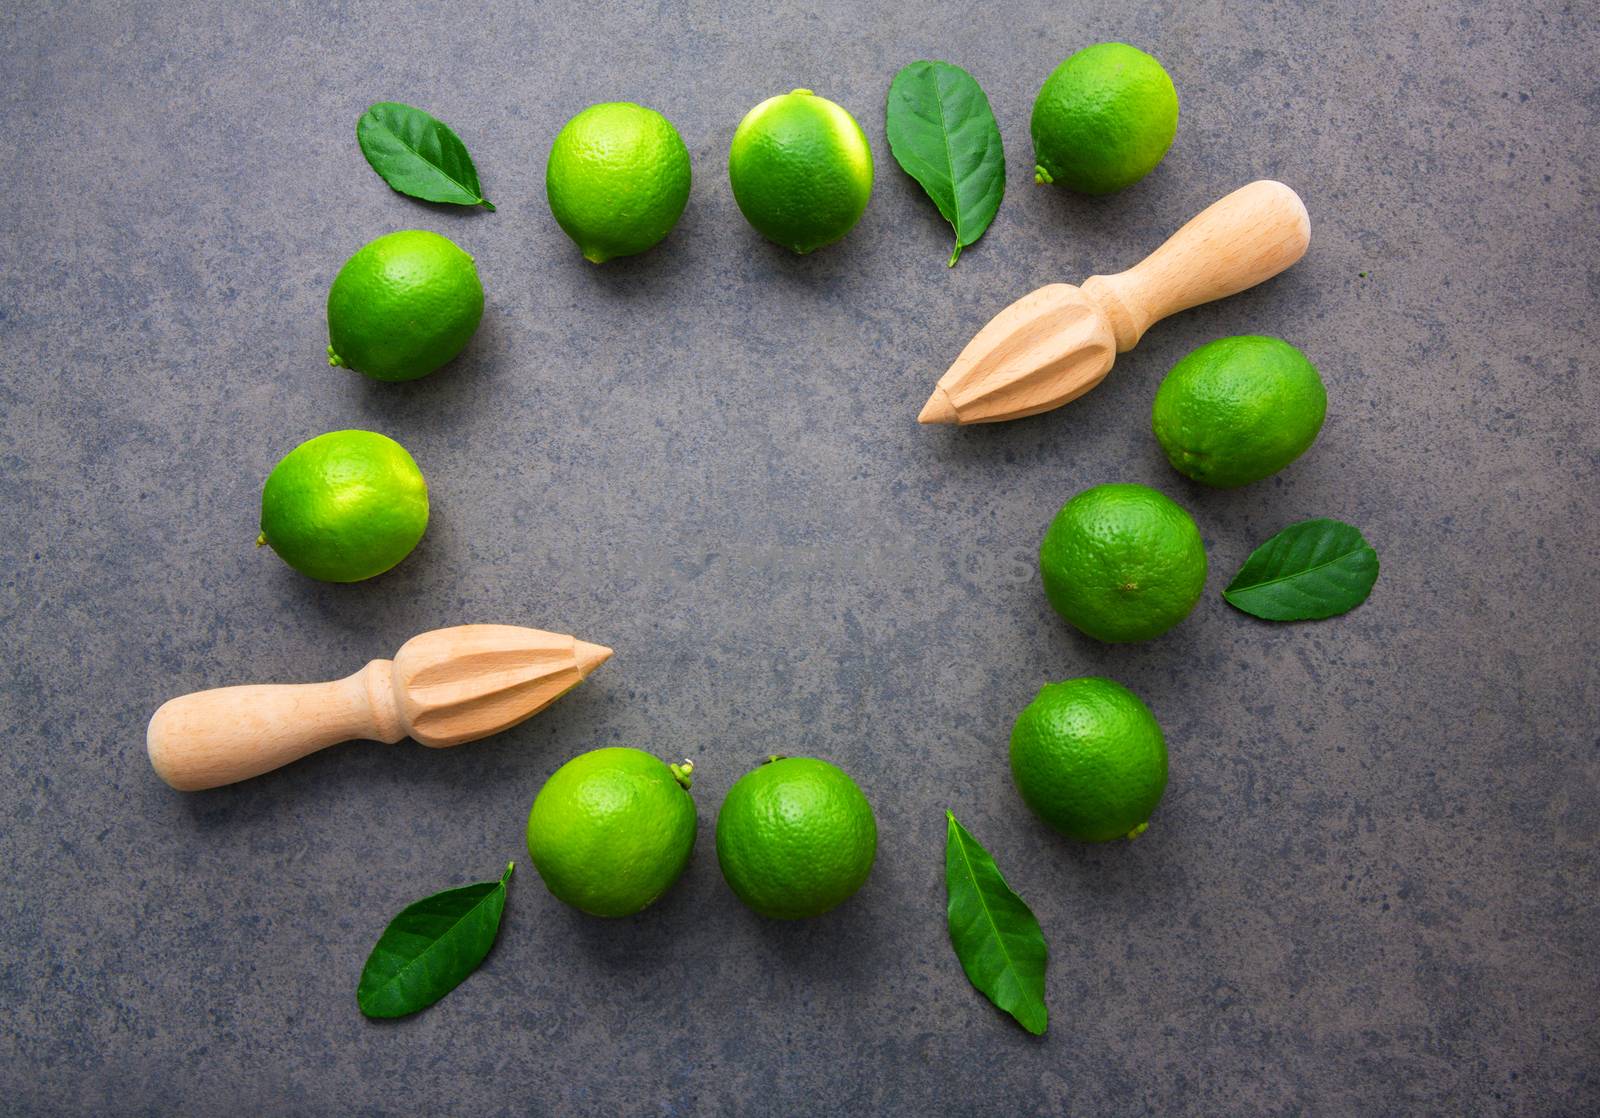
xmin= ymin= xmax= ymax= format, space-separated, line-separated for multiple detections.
xmin=326 ymin=230 xmax=484 ymax=381
xmin=728 ymin=89 xmax=873 ymax=254
xmin=258 ymin=430 xmax=428 ymax=583
xmin=526 ymin=747 xmax=697 ymax=917
xmin=1030 ymin=43 xmax=1179 ymax=194
xmin=715 ymin=756 xmax=876 ymax=919
xmin=1010 ymin=677 xmax=1168 ymax=842
xmin=1039 ymin=482 xmax=1207 ymax=642
xmin=1152 ymin=335 xmax=1327 ymax=488
xmin=545 ymin=102 xmax=692 ymax=264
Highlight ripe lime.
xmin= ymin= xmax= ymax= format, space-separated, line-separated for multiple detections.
xmin=526 ymin=747 xmax=697 ymax=918
xmin=1039 ymin=483 xmax=1207 ymax=642
xmin=326 ymin=230 xmax=484 ymax=382
xmin=1152 ymin=335 xmax=1327 ymax=488
xmin=1010 ymin=677 xmax=1168 ymax=842
xmin=545 ymin=102 xmax=692 ymax=263
xmin=1030 ymin=43 xmax=1179 ymax=194
xmin=258 ymin=430 xmax=428 ymax=583
xmin=728 ymin=89 xmax=873 ymax=253
xmin=715 ymin=756 xmax=876 ymax=919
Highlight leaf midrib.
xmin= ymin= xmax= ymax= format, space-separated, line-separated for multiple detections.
xmin=931 ymin=74 xmax=963 ymax=241
xmin=1229 ymin=546 xmax=1373 ymax=595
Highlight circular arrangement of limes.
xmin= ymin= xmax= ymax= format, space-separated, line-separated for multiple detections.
xmin=245 ymin=42 xmax=1333 ymax=926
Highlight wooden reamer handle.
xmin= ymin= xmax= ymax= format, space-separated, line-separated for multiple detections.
xmin=146 ymin=660 xmax=406 ymax=791
xmin=1080 ymin=180 xmax=1310 ymax=352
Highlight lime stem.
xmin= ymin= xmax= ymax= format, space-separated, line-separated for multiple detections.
xmin=669 ymin=760 xmax=694 ymax=790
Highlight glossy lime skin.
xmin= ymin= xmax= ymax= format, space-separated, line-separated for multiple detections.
xmin=1030 ymin=43 xmax=1179 ymax=194
xmin=728 ymin=90 xmax=873 ymax=253
xmin=715 ymin=757 xmax=877 ymax=919
xmin=546 ymin=102 xmax=692 ymax=263
xmin=1152 ymin=335 xmax=1328 ymax=488
xmin=1039 ymin=483 xmax=1207 ymax=642
xmin=526 ymin=747 xmax=697 ymax=918
xmin=326 ymin=230 xmax=484 ymax=381
xmin=259 ymin=430 xmax=428 ymax=583
xmin=1010 ymin=677 xmax=1168 ymax=842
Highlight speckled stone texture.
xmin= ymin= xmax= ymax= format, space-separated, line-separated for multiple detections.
xmin=2 ymin=2 xmax=1596 ymax=1114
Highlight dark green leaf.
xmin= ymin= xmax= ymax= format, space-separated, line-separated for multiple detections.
xmin=944 ymin=811 xmax=1048 ymax=1034
xmin=1223 ymin=518 xmax=1379 ymax=621
xmin=885 ymin=61 xmax=1005 ymax=266
xmin=357 ymin=862 xmax=512 ymax=1018
xmin=357 ymin=102 xmax=495 ymax=210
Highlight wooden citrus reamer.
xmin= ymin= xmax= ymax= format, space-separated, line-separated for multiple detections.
xmin=918 ymin=180 xmax=1311 ymax=425
xmin=147 ymin=624 xmax=612 ymax=791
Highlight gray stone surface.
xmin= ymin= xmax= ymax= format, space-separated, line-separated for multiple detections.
xmin=2 ymin=1 xmax=1596 ymax=1114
